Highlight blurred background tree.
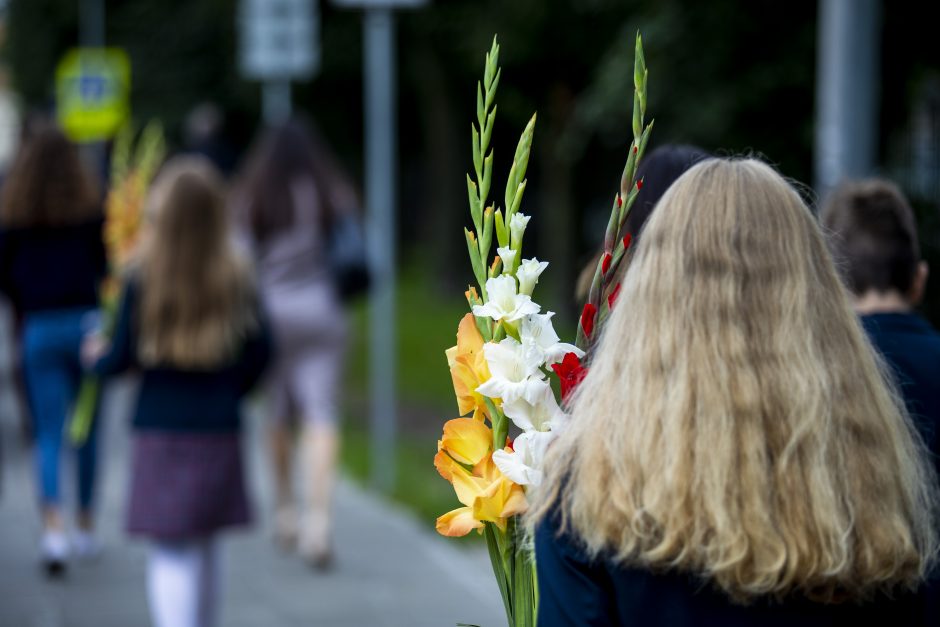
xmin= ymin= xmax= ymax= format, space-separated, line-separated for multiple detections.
xmin=9 ymin=0 xmax=939 ymax=315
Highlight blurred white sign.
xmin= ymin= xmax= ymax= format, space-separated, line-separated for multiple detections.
xmin=240 ymin=0 xmax=320 ymax=81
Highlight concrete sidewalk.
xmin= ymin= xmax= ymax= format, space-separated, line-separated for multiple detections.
xmin=0 ymin=327 xmax=505 ymax=626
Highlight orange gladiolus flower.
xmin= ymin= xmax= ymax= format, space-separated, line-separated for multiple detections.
xmin=435 ymin=417 xmax=528 ymax=537
xmin=445 ymin=314 xmax=497 ymax=421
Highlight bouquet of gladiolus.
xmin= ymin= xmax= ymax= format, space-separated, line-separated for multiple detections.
xmin=435 ymin=34 xmax=652 ymax=627
xmin=69 ymin=121 xmax=166 ymax=445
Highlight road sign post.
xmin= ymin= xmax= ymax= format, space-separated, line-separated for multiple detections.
xmin=239 ymin=0 xmax=320 ymax=125
xmin=331 ymin=0 xmax=428 ymax=493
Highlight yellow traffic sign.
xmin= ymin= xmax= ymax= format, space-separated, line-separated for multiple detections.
xmin=55 ymin=48 xmax=130 ymax=143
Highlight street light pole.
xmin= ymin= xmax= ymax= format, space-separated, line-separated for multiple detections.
xmin=364 ymin=8 xmax=398 ymax=493
xmin=814 ymin=0 xmax=881 ymax=196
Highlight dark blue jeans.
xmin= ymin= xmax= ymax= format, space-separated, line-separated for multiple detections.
xmin=22 ymin=307 xmax=99 ymax=510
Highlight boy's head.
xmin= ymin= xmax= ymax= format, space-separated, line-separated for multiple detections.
xmin=820 ymin=179 xmax=928 ymax=307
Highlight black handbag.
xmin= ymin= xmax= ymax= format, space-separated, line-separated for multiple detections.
xmin=328 ymin=212 xmax=371 ymax=301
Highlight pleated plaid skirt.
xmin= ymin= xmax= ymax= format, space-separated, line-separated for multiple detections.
xmin=127 ymin=431 xmax=251 ymax=540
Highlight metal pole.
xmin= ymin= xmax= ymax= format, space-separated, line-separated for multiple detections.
xmin=364 ymin=8 xmax=397 ymax=492
xmin=262 ymin=79 xmax=293 ymax=125
xmin=78 ymin=0 xmax=107 ymax=183
xmin=79 ymin=0 xmax=105 ymax=47
xmin=814 ymin=0 xmax=881 ymax=196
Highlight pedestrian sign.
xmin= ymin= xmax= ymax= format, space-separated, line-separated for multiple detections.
xmin=55 ymin=48 xmax=130 ymax=143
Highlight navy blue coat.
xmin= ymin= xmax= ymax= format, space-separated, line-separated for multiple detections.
xmin=861 ymin=312 xmax=940 ymax=473
xmin=94 ymin=279 xmax=272 ymax=432
xmin=535 ymin=512 xmax=931 ymax=626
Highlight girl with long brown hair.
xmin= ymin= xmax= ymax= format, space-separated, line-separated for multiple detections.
xmin=0 ymin=120 xmax=104 ymax=575
xmin=235 ymin=119 xmax=355 ymax=567
xmin=530 ymin=158 xmax=939 ymax=625
xmin=87 ymin=156 xmax=271 ymax=627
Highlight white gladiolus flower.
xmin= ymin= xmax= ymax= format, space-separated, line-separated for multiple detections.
xmin=471 ymin=275 xmax=540 ymax=323
xmin=492 ymin=431 xmax=555 ymax=486
xmin=496 ymin=246 xmax=517 ymax=273
xmin=519 ymin=312 xmax=584 ymax=365
xmin=476 ymin=338 xmax=547 ymax=404
xmin=516 ymin=258 xmax=549 ymax=296
xmin=501 ymin=384 xmax=567 ymax=433
xmin=509 ymin=213 xmax=530 ymax=248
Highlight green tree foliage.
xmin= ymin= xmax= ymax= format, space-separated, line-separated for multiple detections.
xmin=5 ymin=0 xmax=937 ymax=322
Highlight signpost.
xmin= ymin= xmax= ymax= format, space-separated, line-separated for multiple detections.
xmin=815 ymin=0 xmax=880 ymax=194
xmin=239 ymin=0 xmax=320 ymax=124
xmin=332 ymin=0 xmax=427 ymax=493
xmin=55 ymin=48 xmax=130 ymax=144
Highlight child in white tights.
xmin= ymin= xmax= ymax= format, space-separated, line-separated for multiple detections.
xmin=86 ymin=157 xmax=271 ymax=627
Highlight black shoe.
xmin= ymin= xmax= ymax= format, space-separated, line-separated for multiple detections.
xmin=43 ymin=558 xmax=67 ymax=579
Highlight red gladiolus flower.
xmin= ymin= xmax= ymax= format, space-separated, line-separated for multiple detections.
xmin=636 ymin=179 xmax=644 ymax=190
xmin=633 ymin=145 xmax=638 ymax=154
xmin=552 ymin=352 xmax=588 ymax=402
xmin=580 ymin=303 xmax=597 ymax=337
xmin=608 ymin=282 xmax=622 ymax=309
xmin=601 ymin=252 xmax=612 ymax=275
xmin=623 ymin=233 xmax=632 ymax=251
xmin=616 ymin=195 xmax=623 ymax=208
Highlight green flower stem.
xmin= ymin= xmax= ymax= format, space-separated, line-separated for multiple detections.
xmin=512 ymin=526 xmax=538 ymax=627
xmin=504 ymin=114 xmax=536 ymax=222
xmin=480 ymin=206 xmax=495 ymax=261
xmin=489 ymin=403 xmax=509 ymax=453
xmin=495 ymin=209 xmax=509 ymax=249
xmin=68 ymin=378 xmax=99 ymax=445
xmin=577 ymin=32 xmax=653 ymax=352
xmin=488 ymin=257 xmax=503 ymax=279
xmin=467 ymin=177 xmax=483 ymax=237
xmin=602 ymin=194 xmax=620 ymax=252
xmin=484 ymin=523 xmax=513 ymax=625
xmin=465 ymin=229 xmax=488 ymax=299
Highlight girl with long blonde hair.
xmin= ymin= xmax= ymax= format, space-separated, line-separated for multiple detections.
xmin=86 ymin=156 xmax=271 ymax=627
xmin=530 ymin=158 xmax=939 ymax=625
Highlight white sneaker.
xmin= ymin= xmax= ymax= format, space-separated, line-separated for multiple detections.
xmin=72 ymin=530 xmax=101 ymax=561
xmin=41 ymin=530 xmax=69 ymax=577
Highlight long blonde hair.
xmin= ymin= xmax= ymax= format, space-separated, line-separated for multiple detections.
xmin=138 ymin=156 xmax=255 ymax=369
xmin=529 ymin=158 xmax=938 ymax=602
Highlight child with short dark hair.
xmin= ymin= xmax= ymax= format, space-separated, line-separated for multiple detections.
xmin=821 ymin=179 xmax=940 ymax=470
xmin=86 ymin=156 xmax=271 ymax=627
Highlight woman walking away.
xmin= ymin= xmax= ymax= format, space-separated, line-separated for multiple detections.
xmin=236 ymin=119 xmax=353 ymax=568
xmin=0 ymin=121 xmax=106 ymax=575
xmin=530 ymin=158 xmax=939 ymax=626
xmin=86 ymin=156 xmax=271 ymax=627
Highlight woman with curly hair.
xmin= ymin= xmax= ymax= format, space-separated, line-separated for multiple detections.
xmin=530 ymin=158 xmax=939 ymax=625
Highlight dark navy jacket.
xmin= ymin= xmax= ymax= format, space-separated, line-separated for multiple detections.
xmin=861 ymin=312 xmax=940 ymax=473
xmin=535 ymin=512 xmax=931 ymax=626
xmin=93 ymin=279 xmax=272 ymax=432
xmin=0 ymin=218 xmax=106 ymax=314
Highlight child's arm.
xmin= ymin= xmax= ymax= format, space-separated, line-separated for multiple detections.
xmin=90 ymin=281 xmax=137 ymax=377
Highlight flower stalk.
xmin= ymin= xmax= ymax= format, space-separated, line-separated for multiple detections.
xmin=576 ymin=32 xmax=654 ymax=351
xmin=438 ymin=32 xmax=650 ymax=627
xmin=68 ymin=121 xmax=165 ymax=445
